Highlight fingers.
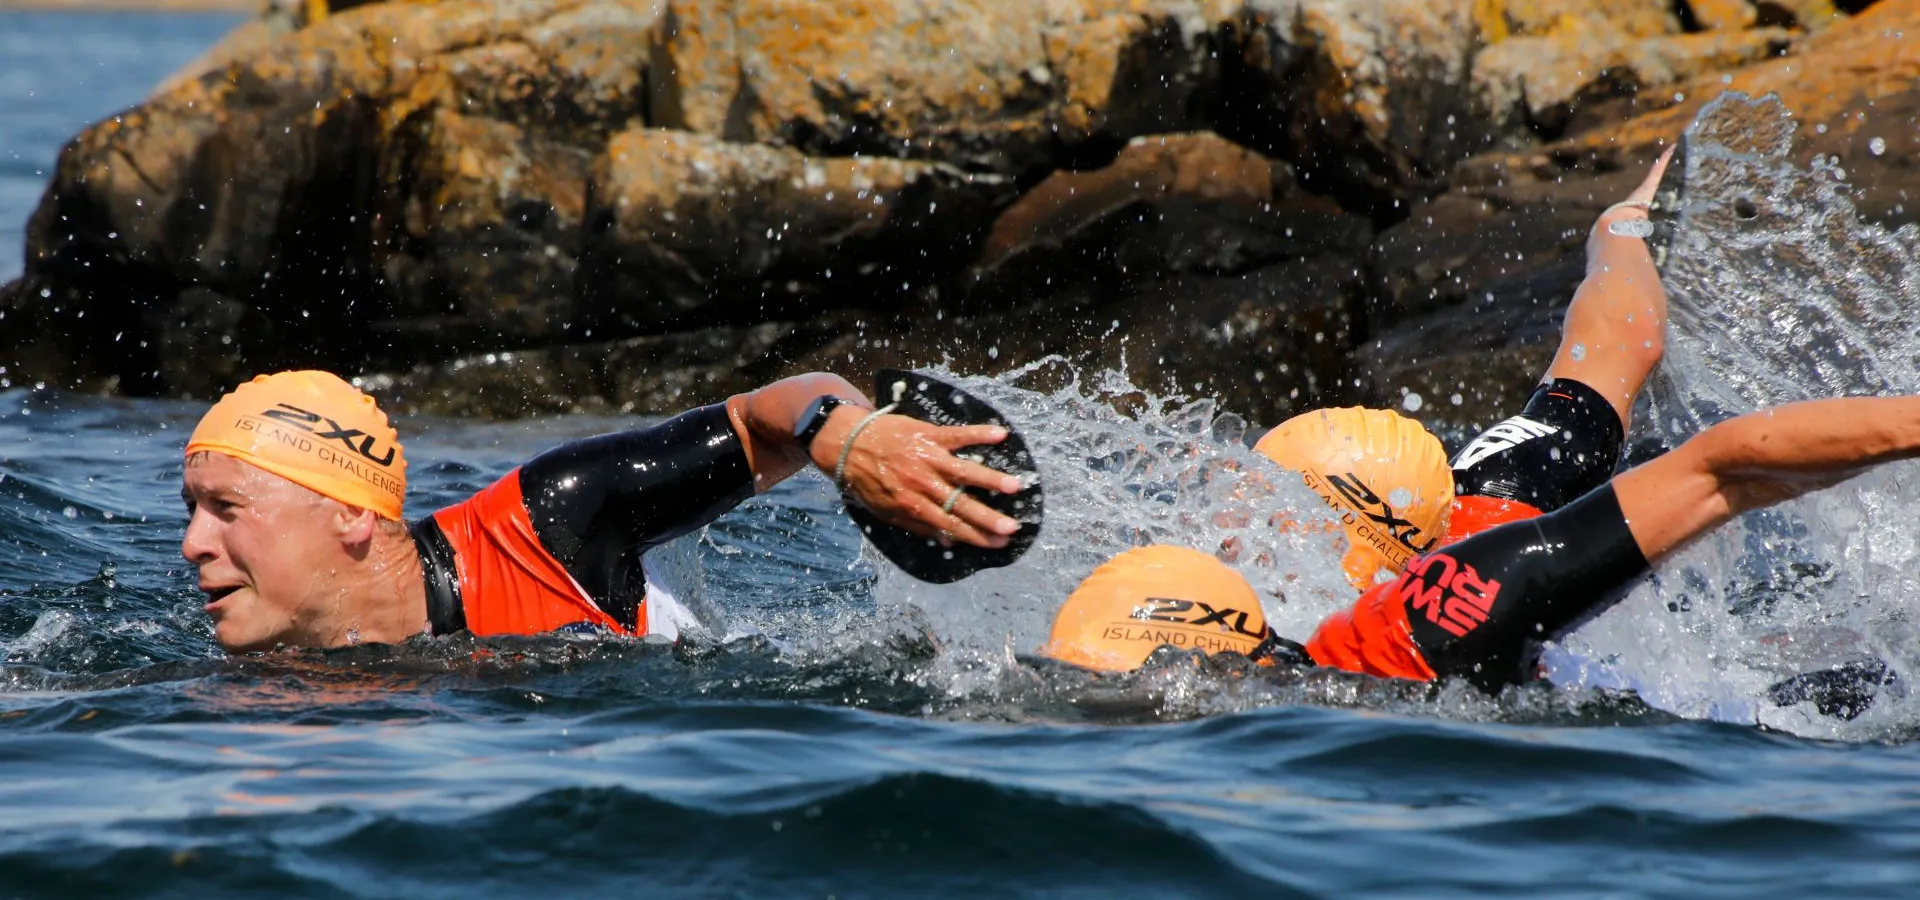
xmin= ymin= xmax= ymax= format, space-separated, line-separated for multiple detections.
xmin=837 ymin=415 xmax=1025 ymax=549
xmin=886 ymin=494 xmax=1010 ymax=549
xmin=941 ymin=454 xmax=1023 ymax=495
xmin=903 ymin=419 xmax=1024 ymax=494
xmin=946 ymin=491 xmax=1018 ymax=540
xmin=930 ymin=423 xmax=1009 ymax=450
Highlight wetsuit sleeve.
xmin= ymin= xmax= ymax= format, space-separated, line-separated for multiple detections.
xmin=1404 ymin=484 xmax=1650 ymax=690
xmin=516 ymin=403 xmax=754 ymax=630
xmin=1307 ymin=483 xmax=1650 ymax=691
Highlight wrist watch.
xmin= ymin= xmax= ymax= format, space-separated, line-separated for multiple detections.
xmin=792 ymin=395 xmax=850 ymax=450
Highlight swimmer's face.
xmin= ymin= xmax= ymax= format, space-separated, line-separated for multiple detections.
xmin=181 ymin=453 xmax=358 ymax=652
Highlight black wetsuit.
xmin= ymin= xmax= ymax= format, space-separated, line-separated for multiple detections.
xmin=409 ymin=403 xmax=754 ymax=637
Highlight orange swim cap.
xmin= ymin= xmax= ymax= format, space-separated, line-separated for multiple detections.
xmin=1253 ymin=407 xmax=1452 ymax=591
xmin=1040 ymin=545 xmax=1272 ymax=673
xmin=185 ymin=371 xmax=407 ymax=520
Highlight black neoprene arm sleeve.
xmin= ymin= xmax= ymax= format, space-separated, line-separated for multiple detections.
xmin=1405 ymin=483 xmax=1651 ymax=691
xmin=516 ymin=403 xmax=755 ymax=631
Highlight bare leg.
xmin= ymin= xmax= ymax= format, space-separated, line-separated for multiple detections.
xmin=1544 ymin=147 xmax=1675 ymax=429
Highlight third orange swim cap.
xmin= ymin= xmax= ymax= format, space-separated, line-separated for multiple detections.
xmin=1040 ymin=545 xmax=1272 ymax=673
xmin=1253 ymin=407 xmax=1451 ymax=591
xmin=185 ymin=371 xmax=407 ymax=520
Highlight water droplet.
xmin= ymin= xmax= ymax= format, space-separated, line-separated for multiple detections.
xmin=1401 ymin=392 xmax=1424 ymax=412
xmin=1870 ymin=137 xmax=1887 ymax=156
xmin=1569 ymin=343 xmax=1588 ymax=362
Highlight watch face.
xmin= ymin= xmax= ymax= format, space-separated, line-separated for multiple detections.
xmin=795 ymin=396 xmax=836 ymax=443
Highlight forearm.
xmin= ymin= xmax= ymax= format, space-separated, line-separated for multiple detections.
xmin=726 ymin=373 xmax=873 ymax=492
xmin=1617 ymin=396 xmax=1920 ymax=561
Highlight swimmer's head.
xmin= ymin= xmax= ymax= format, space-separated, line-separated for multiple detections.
xmin=185 ymin=371 xmax=406 ymax=519
xmin=1253 ymin=407 xmax=1451 ymax=591
xmin=1040 ymin=545 xmax=1275 ymax=673
xmin=182 ymin=372 xmax=409 ymax=653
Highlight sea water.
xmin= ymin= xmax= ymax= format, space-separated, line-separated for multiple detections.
xmin=7 ymin=17 xmax=1920 ymax=896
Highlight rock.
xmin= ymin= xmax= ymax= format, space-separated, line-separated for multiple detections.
xmin=972 ymin=132 xmax=1370 ymax=297
xmin=1506 ymin=0 xmax=1920 ymax=225
xmin=648 ymin=0 xmax=1222 ymax=174
xmin=1224 ymin=0 xmax=1496 ymax=216
xmin=3 ymin=0 xmax=1912 ymax=423
xmin=1687 ymin=0 xmax=1759 ymax=30
xmin=0 ymin=0 xmax=669 ymax=393
xmin=577 ymin=128 xmax=1015 ymax=333
xmin=369 ymin=256 xmax=1366 ymax=426
xmin=1475 ymin=0 xmax=1681 ymax=40
xmin=151 ymin=17 xmax=299 ymax=98
xmin=1473 ymin=30 xmax=1792 ymax=137
xmin=1467 ymin=0 xmax=1786 ymax=139
xmin=1762 ymin=0 xmax=1844 ymax=29
xmin=360 ymin=319 xmax=831 ymax=417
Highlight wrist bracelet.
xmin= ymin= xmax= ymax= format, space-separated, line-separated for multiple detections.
xmin=834 ymin=403 xmax=898 ymax=490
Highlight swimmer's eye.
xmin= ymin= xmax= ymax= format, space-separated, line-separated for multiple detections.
xmin=182 ymin=493 xmax=237 ymax=516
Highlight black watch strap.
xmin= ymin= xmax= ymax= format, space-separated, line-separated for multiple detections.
xmin=793 ymin=395 xmax=848 ymax=449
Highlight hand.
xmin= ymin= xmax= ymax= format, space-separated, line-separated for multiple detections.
xmin=812 ymin=409 xmax=1024 ymax=548
xmin=1596 ymin=145 xmax=1675 ymax=231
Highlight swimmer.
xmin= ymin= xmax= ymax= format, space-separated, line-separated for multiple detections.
xmin=180 ymin=370 xmax=1026 ymax=652
xmin=1258 ymin=147 xmax=1676 ymax=589
xmin=1048 ymin=391 xmax=1920 ymax=690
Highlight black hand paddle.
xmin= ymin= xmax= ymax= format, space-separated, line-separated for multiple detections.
xmin=841 ymin=369 xmax=1044 ymax=583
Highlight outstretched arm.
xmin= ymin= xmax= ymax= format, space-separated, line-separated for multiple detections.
xmin=727 ymin=373 xmax=1023 ymax=548
xmin=1543 ymin=147 xmax=1674 ymax=428
xmin=1615 ymin=396 xmax=1920 ymax=561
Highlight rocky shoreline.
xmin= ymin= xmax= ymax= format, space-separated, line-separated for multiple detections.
xmin=0 ymin=0 xmax=256 ymax=11
xmin=2 ymin=0 xmax=1913 ymax=435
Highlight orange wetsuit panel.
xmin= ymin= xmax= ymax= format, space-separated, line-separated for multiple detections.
xmin=1443 ymin=494 xmax=1545 ymax=546
xmin=1303 ymin=494 xmax=1543 ymax=682
xmin=429 ymin=469 xmax=640 ymax=637
xmin=1303 ymin=579 xmax=1438 ymax=681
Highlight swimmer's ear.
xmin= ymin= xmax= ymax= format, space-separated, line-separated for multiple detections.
xmin=330 ymin=502 xmax=381 ymax=547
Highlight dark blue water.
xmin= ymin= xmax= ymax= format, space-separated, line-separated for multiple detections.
xmin=5 ymin=375 xmax=1920 ymax=898
xmin=9 ymin=12 xmax=1920 ymax=899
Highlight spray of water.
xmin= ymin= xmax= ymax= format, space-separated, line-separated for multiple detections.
xmin=820 ymin=359 xmax=1370 ymax=703
xmin=1551 ymin=91 xmax=1920 ymax=740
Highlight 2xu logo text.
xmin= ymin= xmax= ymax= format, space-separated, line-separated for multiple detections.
xmin=260 ymin=403 xmax=397 ymax=467
xmin=1326 ymin=473 xmax=1437 ymax=553
xmin=1140 ymin=598 xmax=1266 ymax=639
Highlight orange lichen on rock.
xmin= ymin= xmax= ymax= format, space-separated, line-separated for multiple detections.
xmin=1562 ymin=0 xmax=1918 ymax=155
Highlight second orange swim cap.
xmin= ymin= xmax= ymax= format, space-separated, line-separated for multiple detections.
xmin=185 ymin=371 xmax=408 ymax=520
xmin=1253 ymin=407 xmax=1452 ymax=591
xmin=1040 ymin=545 xmax=1272 ymax=673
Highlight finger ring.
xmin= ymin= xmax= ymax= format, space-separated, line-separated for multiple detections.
xmin=941 ymin=486 xmax=965 ymax=514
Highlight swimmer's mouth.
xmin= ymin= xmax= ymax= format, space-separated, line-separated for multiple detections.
xmin=201 ymin=585 xmax=240 ymax=605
